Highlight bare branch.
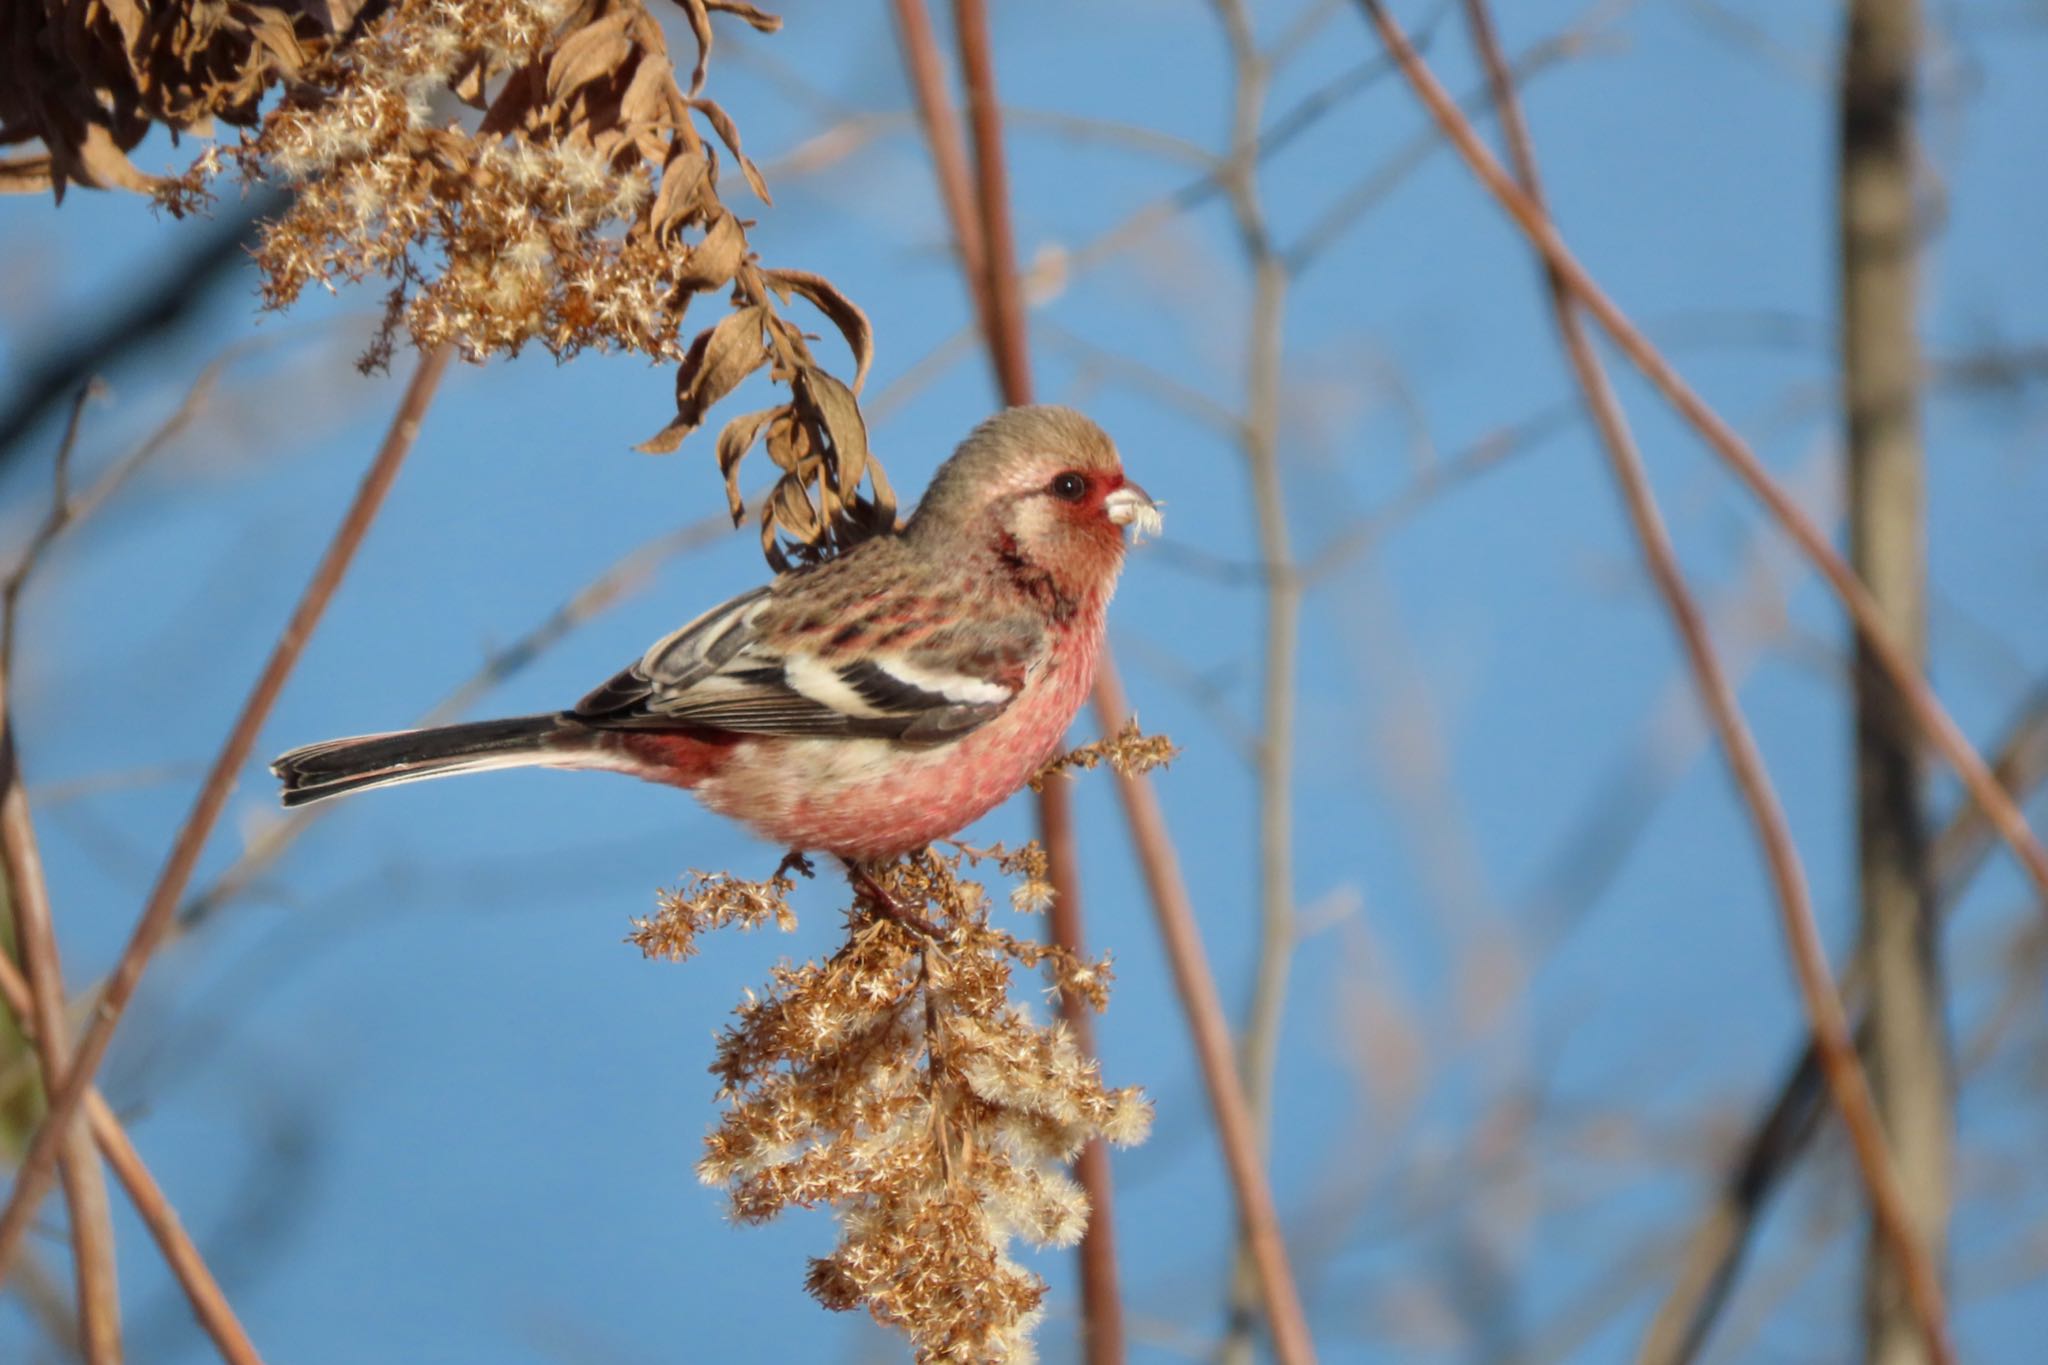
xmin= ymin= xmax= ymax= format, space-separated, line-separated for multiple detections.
xmin=1356 ymin=0 xmax=2048 ymax=947
xmin=0 ymin=954 xmax=261 ymax=1365
xmin=0 ymin=344 xmax=453 ymax=1290
xmin=1448 ymin=1 xmax=1951 ymax=1359
xmin=1 ymin=384 xmax=123 ymax=1364
xmin=1643 ymin=681 xmax=2048 ymax=1362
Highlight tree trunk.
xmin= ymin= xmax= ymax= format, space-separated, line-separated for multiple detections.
xmin=1840 ymin=3 xmax=1948 ymax=1361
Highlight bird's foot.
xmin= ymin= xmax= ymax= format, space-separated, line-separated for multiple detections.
xmin=847 ymin=862 xmax=946 ymax=940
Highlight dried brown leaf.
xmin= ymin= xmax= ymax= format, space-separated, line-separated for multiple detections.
xmin=767 ymin=269 xmax=874 ymax=392
xmin=677 ymin=208 xmax=747 ymax=290
xmin=707 ymin=1 xmax=783 ymax=31
xmin=716 ymin=405 xmax=782 ymax=523
xmin=677 ymin=0 xmax=714 ymax=97
xmin=795 ymin=365 xmax=870 ymax=493
xmin=692 ymin=97 xmax=771 ymax=203
xmin=545 ymin=12 xmax=634 ymax=103
xmin=639 ymin=305 xmax=769 ymax=452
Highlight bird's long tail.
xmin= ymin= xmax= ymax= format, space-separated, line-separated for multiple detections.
xmin=272 ymin=715 xmax=576 ymax=808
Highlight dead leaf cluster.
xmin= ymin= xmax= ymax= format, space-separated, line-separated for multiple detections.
xmin=7 ymin=0 xmax=892 ymax=569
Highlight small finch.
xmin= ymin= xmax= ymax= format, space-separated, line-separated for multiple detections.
xmin=272 ymin=405 xmax=1159 ymax=863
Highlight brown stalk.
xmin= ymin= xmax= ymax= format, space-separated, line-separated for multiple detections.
xmin=1641 ymin=682 xmax=2048 ymax=1364
xmin=1207 ymin=4 xmax=1302 ymax=1363
xmin=1090 ymin=661 xmax=1316 ymax=1365
xmin=0 ymin=954 xmax=261 ymax=1365
xmin=950 ymin=0 xmax=1033 ymax=406
xmin=0 ymin=343 xmax=453 ymax=1288
xmin=2 ymin=388 xmax=122 ymax=1364
xmin=1449 ymin=2 xmax=1957 ymax=1358
xmin=887 ymin=0 xmax=987 ymax=309
xmin=1041 ymin=777 xmax=1124 ymax=1364
xmin=1354 ymin=0 xmax=2048 ymax=920
xmin=897 ymin=8 xmax=1314 ymax=1357
xmin=943 ymin=2 xmax=1122 ymax=1356
xmin=1449 ymin=1 xmax=1951 ymax=1358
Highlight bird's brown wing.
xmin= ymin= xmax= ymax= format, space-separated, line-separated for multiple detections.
xmin=572 ymin=578 xmax=1043 ymax=745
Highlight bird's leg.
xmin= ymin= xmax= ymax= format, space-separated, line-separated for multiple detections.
xmin=846 ymin=861 xmax=946 ymax=940
xmin=775 ymin=849 xmax=816 ymax=881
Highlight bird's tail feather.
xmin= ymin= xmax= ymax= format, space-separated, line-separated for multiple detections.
xmin=272 ymin=715 xmax=573 ymax=808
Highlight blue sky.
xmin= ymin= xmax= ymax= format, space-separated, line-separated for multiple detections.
xmin=2 ymin=0 xmax=2045 ymax=1360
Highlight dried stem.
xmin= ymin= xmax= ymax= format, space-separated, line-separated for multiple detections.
xmin=941 ymin=3 xmax=1124 ymax=1356
xmin=1641 ymin=682 xmax=2048 ymax=1363
xmin=950 ymin=0 xmax=1034 ymax=407
xmin=1041 ymin=778 xmax=1124 ymax=1365
xmin=1091 ymin=661 xmax=1317 ymax=1365
xmin=907 ymin=6 xmax=1315 ymax=1358
xmin=2 ymin=385 xmax=123 ymax=1364
xmin=0 ymin=954 xmax=261 ymax=1365
xmin=1355 ymin=0 xmax=2048 ymax=919
xmin=0 ymin=374 xmax=264 ymax=1363
xmin=1449 ymin=2 xmax=1951 ymax=1360
xmin=1207 ymin=4 xmax=1302 ymax=1363
xmin=887 ymin=0 xmax=988 ymax=330
xmin=0 ymin=343 xmax=452 ymax=1288
xmin=176 ymin=508 xmax=736 ymax=938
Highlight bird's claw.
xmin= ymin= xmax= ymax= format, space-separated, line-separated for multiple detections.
xmin=847 ymin=864 xmax=946 ymax=941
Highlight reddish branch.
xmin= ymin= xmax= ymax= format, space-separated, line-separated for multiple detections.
xmin=1642 ymin=683 xmax=2048 ymax=1362
xmin=941 ymin=3 xmax=1127 ymax=1357
xmin=1351 ymin=0 xmax=2048 ymax=921
xmin=1041 ymin=777 xmax=1125 ymax=1364
xmin=0 ymin=954 xmax=262 ymax=1365
xmin=0 ymin=344 xmax=453 ymax=1288
xmin=2 ymin=388 xmax=122 ymax=1362
xmin=896 ymin=5 xmax=1316 ymax=1360
xmin=888 ymin=0 xmax=988 ymax=327
xmin=1444 ymin=2 xmax=1951 ymax=1358
xmin=1091 ymin=662 xmax=1316 ymax=1365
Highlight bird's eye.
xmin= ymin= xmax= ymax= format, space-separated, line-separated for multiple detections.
xmin=1050 ymin=472 xmax=1088 ymax=502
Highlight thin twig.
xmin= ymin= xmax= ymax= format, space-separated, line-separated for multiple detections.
xmin=0 ymin=344 xmax=453 ymax=1288
xmin=888 ymin=0 xmax=988 ymax=337
xmin=2 ymin=383 xmax=123 ymax=1363
xmin=1208 ymin=3 xmax=1302 ymax=1362
xmin=1091 ymin=660 xmax=1316 ymax=1365
xmin=1284 ymin=12 xmax=1619 ymax=274
xmin=0 ymin=190 xmax=283 ymax=465
xmin=1642 ymin=681 xmax=2048 ymax=1363
xmin=174 ymin=509 xmax=736 ymax=938
xmin=0 ymin=953 xmax=261 ymax=1365
xmin=950 ymin=0 xmax=1032 ymax=406
xmin=1448 ymin=3 xmax=1951 ymax=1360
xmin=1040 ymin=777 xmax=1124 ymax=1365
xmin=1355 ymin=0 xmax=2048 ymax=920
xmin=898 ymin=9 xmax=1315 ymax=1354
xmin=945 ymin=3 xmax=1122 ymax=1357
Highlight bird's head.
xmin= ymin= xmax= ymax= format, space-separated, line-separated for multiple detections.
xmin=907 ymin=406 xmax=1160 ymax=596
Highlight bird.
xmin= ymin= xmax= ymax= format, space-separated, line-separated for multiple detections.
xmin=271 ymin=405 xmax=1159 ymax=864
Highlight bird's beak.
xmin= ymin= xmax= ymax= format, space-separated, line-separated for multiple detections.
xmin=1104 ymin=481 xmax=1163 ymax=542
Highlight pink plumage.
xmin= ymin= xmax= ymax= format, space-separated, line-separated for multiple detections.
xmin=271 ymin=405 xmax=1157 ymax=864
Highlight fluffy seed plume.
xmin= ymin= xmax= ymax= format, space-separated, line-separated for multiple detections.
xmin=653 ymin=847 xmax=1147 ymax=1363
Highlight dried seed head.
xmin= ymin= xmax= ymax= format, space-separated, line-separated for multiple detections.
xmin=652 ymin=847 xmax=1150 ymax=1363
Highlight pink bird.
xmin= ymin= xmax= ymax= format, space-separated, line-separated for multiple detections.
xmin=272 ymin=406 xmax=1159 ymax=863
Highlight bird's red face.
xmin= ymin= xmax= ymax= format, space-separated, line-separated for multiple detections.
xmin=996 ymin=457 xmax=1160 ymax=596
xmin=905 ymin=406 xmax=1160 ymax=605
